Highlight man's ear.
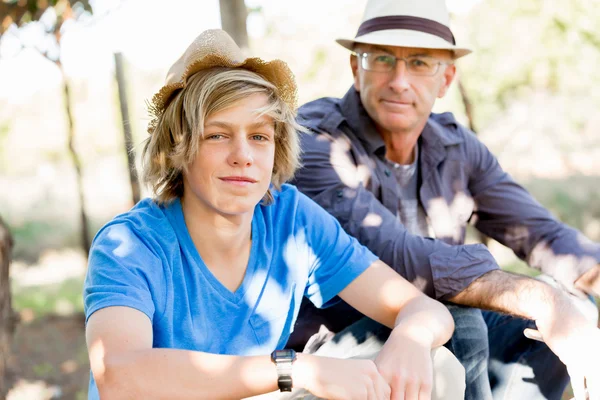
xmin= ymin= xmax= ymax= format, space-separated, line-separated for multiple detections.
xmin=437 ymin=63 xmax=456 ymax=98
xmin=350 ymin=54 xmax=360 ymax=91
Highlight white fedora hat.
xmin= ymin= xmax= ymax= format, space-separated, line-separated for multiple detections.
xmin=337 ymin=0 xmax=472 ymax=58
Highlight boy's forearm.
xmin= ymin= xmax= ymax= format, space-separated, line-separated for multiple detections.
xmin=95 ymin=349 xmax=279 ymax=399
xmin=392 ymin=296 xmax=455 ymax=348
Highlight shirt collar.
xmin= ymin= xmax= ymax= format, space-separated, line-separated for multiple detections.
xmin=340 ymin=87 xmax=386 ymax=156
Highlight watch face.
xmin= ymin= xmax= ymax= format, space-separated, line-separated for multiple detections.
xmin=271 ymin=349 xmax=297 ymax=362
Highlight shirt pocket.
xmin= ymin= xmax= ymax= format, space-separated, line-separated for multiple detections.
xmin=249 ymin=283 xmax=297 ymax=352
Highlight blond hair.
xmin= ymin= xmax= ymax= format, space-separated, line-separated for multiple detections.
xmin=142 ymin=67 xmax=303 ymax=204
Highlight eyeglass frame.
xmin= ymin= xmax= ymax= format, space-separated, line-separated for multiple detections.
xmin=351 ymin=50 xmax=453 ymax=76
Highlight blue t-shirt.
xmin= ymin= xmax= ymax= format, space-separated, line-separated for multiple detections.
xmin=84 ymin=184 xmax=378 ymax=399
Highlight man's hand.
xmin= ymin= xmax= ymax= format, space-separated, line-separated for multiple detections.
xmin=374 ymin=324 xmax=434 ymax=400
xmin=450 ymin=269 xmax=600 ymax=399
xmin=294 ymin=353 xmax=391 ymax=400
xmin=574 ymin=264 xmax=600 ymax=299
xmin=527 ymin=297 xmax=600 ymax=400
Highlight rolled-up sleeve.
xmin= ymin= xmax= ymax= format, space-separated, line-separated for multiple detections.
xmin=465 ymin=128 xmax=600 ymax=291
xmin=292 ymin=130 xmax=499 ymax=300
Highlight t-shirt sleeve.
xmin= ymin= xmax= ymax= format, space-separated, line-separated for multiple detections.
xmin=297 ymin=191 xmax=379 ymax=308
xmin=83 ymin=222 xmax=166 ymax=324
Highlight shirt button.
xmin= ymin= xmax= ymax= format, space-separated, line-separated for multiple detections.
xmin=384 ymin=169 xmax=391 ymax=177
xmin=336 ymin=190 xmax=344 ymax=198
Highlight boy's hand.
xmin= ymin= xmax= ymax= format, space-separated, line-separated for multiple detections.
xmin=375 ymin=324 xmax=435 ymax=400
xmin=294 ymin=353 xmax=391 ymax=400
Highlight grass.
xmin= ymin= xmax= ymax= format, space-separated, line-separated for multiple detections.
xmin=11 ymin=277 xmax=85 ymax=320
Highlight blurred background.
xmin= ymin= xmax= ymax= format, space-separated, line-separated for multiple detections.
xmin=0 ymin=0 xmax=599 ymax=398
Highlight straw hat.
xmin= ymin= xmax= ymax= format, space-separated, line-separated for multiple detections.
xmin=337 ymin=0 xmax=471 ymax=58
xmin=148 ymin=29 xmax=297 ymax=133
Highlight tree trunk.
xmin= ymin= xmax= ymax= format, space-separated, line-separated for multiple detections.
xmin=457 ymin=76 xmax=477 ymax=133
xmin=58 ymin=62 xmax=91 ymax=254
xmin=457 ymin=75 xmax=489 ymax=246
xmin=114 ymin=52 xmax=141 ymax=205
xmin=218 ymin=0 xmax=249 ymax=48
xmin=0 ymin=217 xmax=15 ymax=398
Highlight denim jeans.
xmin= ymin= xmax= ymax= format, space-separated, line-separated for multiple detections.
xmin=447 ymin=304 xmax=570 ymax=400
xmin=483 ymin=309 xmax=570 ymax=400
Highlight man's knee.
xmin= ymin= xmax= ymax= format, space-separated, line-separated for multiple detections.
xmin=432 ymin=346 xmax=466 ymax=400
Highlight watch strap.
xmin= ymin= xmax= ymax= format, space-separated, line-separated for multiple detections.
xmin=271 ymin=349 xmax=296 ymax=392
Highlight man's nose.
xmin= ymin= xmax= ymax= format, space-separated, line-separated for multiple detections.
xmin=388 ymin=59 xmax=410 ymax=92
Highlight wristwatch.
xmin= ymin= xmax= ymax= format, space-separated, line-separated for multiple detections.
xmin=270 ymin=349 xmax=297 ymax=392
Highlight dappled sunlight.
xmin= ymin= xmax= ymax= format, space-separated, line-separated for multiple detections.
xmin=425 ymin=191 xmax=474 ymax=242
xmin=329 ymin=136 xmax=371 ymax=189
xmin=529 ymin=242 xmax=599 ymax=293
xmin=377 ymin=271 xmax=438 ymax=311
xmin=377 ymin=274 xmax=411 ymax=312
xmin=488 ymin=223 xmax=600 ymax=299
xmin=60 ymin=359 xmax=78 ymax=374
xmin=18 ymin=308 xmax=35 ymax=324
xmin=487 ymin=239 xmax=522 ymax=267
xmin=361 ymin=212 xmax=383 ymax=228
xmin=106 ymin=224 xmax=136 ymax=258
xmin=6 ymin=379 xmax=62 ymax=400
xmin=577 ymin=231 xmax=600 ymax=252
xmin=426 ymin=198 xmax=459 ymax=240
xmin=88 ymin=339 xmax=107 ymax=378
xmin=12 ymin=277 xmax=85 ymax=321
xmin=536 ymin=274 xmax=598 ymax=326
xmin=282 ymin=229 xmax=318 ymax=285
xmin=410 ymin=276 xmax=429 ymax=293
xmin=10 ymin=248 xmax=86 ymax=288
xmin=7 ymin=313 xmax=88 ymax=399
xmin=189 ymin=352 xmax=235 ymax=375
xmin=584 ymin=220 xmax=600 ymax=241
xmin=54 ymin=298 xmax=76 ymax=316
xmin=244 ymin=269 xmax=269 ymax=305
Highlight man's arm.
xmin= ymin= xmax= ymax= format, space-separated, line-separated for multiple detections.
xmin=449 ymin=269 xmax=569 ymax=319
xmin=449 ymin=271 xmax=600 ymax=399
xmin=463 ymin=128 xmax=600 ymax=295
xmin=292 ymin=129 xmax=499 ymax=301
xmin=87 ymin=306 xmax=391 ymax=400
xmin=449 ymin=269 xmax=600 ymax=398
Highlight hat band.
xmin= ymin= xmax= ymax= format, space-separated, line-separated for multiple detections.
xmin=356 ymin=15 xmax=456 ymax=45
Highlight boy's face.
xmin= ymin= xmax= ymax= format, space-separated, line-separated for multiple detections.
xmin=183 ymin=93 xmax=275 ymax=217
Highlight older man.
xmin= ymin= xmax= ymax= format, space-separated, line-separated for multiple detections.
xmin=288 ymin=0 xmax=600 ymax=399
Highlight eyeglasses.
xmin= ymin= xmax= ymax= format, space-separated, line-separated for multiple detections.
xmin=352 ymin=51 xmax=451 ymax=76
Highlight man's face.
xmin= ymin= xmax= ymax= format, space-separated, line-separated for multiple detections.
xmin=351 ymin=44 xmax=456 ymax=135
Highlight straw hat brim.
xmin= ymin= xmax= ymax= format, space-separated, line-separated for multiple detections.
xmin=336 ymin=29 xmax=472 ymax=59
xmin=146 ymin=29 xmax=298 ymax=136
xmin=151 ymin=54 xmax=297 ymax=115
